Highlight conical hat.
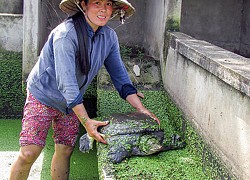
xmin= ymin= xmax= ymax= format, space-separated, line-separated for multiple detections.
xmin=59 ymin=0 xmax=135 ymax=20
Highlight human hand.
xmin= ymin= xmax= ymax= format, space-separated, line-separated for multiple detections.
xmin=126 ymin=92 xmax=160 ymax=125
xmin=137 ymin=92 xmax=145 ymax=99
xmin=83 ymin=119 xmax=109 ymax=144
xmin=136 ymin=107 xmax=160 ymax=125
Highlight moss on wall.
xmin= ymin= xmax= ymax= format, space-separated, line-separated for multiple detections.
xmin=184 ymin=120 xmax=237 ymax=179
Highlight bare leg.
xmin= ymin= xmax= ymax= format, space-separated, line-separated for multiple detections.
xmin=51 ymin=144 xmax=74 ymax=180
xmin=9 ymin=145 xmax=43 ymax=180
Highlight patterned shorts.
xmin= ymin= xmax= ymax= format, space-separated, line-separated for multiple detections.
xmin=19 ymin=92 xmax=80 ymax=147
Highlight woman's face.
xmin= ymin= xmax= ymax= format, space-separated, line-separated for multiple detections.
xmin=81 ymin=0 xmax=113 ymax=31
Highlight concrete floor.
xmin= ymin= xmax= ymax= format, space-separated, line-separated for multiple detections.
xmin=0 ymin=151 xmax=44 ymax=180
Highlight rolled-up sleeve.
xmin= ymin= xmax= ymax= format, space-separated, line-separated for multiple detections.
xmin=104 ymin=34 xmax=137 ymax=99
xmin=53 ymin=37 xmax=83 ymax=108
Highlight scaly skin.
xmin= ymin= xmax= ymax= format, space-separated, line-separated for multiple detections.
xmin=79 ymin=112 xmax=186 ymax=163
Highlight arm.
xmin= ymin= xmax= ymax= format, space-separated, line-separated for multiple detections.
xmin=104 ymin=33 xmax=160 ymax=124
xmin=53 ymin=29 xmax=109 ymax=143
xmin=72 ymin=103 xmax=109 ymax=144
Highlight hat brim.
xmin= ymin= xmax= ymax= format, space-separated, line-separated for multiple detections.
xmin=59 ymin=0 xmax=135 ymax=20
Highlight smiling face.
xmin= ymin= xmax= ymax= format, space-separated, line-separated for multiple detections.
xmin=81 ymin=0 xmax=113 ymax=31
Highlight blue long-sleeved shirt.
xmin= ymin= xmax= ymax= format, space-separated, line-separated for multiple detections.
xmin=27 ymin=18 xmax=137 ymax=114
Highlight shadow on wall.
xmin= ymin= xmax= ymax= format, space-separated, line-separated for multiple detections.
xmin=0 ymin=0 xmax=23 ymax=14
xmin=180 ymin=0 xmax=250 ymax=58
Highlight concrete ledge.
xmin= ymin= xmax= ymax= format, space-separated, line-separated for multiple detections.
xmin=162 ymin=32 xmax=250 ymax=179
xmin=0 ymin=13 xmax=23 ymax=17
xmin=169 ymin=32 xmax=250 ymax=97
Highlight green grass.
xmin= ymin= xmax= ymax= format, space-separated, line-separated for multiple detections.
xmin=0 ymin=119 xmax=21 ymax=151
xmin=0 ymin=119 xmax=99 ymax=179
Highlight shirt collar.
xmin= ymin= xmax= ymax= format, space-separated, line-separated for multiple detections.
xmin=85 ymin=20 xmax=105 ymax=37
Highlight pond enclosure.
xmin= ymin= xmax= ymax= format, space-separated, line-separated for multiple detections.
xmin=1 ymin=0 xmax=250 ymax=179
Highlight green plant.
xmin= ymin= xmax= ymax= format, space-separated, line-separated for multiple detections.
xmin=0 ymin=51 xmax=25 ymax=118
xmin=166 ymin=18 xmax=180 ymax=32
xmin=134 ymin=45 xmax=145 ymax=60
xmin=0 ymin=51 xmax=98 ymax=118
xmin=120 ymin=44 xmax=145 ymax=61
xmin=120 ymin=45 xmax=132 ymax=60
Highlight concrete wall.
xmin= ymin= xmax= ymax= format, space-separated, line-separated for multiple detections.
xmin=40 ymin=0 xmax=67 ymax=51
xmin=162 ymin=32 xmax=250 ymax=179
xmin=143 ymin=0 xmax=182 ymax=60
xmin=0 ymin=14 xmax=23 ymax=52
xmin=38 ymin=0 xmax=145 ymax=48
xmin=31 ymin=0 xmax=181 ymax=58
xmin=142 ymin=0 xmax=168 ymax=60
xmin=22 ymin=0 xmax=65 ymax=79
xmin=180 ymin=0 xmax=250 ymax=58
xmin=22 ymin=0 xmax=41 ymax=79
xmin=108 ymin=0 xmax=145 ymax=46
xmin=240 ymin=0 xmax=250 ymax=57
xmin=43 ymin=0 xmax=181 ymax=56
xmin=0 ymin=0 xmax=23 ymax=14
xmin=0 ymin=0 xmax=23 ymax=52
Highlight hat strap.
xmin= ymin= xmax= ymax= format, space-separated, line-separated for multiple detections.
xmin=74 ymin=0 xmax=96 ymax=27
xmin=74 ymin=0 xmax=85 ymax=15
